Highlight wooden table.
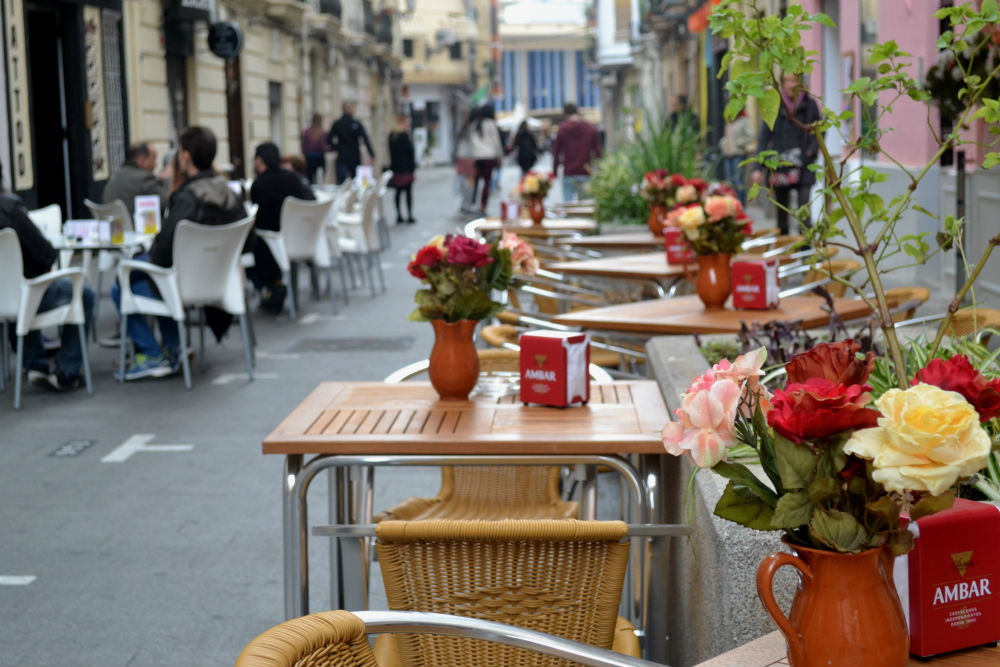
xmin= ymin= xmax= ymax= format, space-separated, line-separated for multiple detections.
xmin=557 ymin=230 xmax=663 ymax=252
xmin=468 ymin=216 xmax=598 ymax=237
xmin=264 ymin=379 xmax=674 ymax=660
xmin=552 ymin=295 xmax=874 ymax=335
xmin=546 ymin=252 xmax=693 ymax=282
xmin=695 ymin=630 xmax=999 ymax=667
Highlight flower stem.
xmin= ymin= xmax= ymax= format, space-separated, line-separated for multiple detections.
xmin=928 ymin=234 xmax=1000 ymax=359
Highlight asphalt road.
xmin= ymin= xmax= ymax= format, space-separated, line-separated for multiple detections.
xmin=0 ymin=164 xmax=529 ymax=666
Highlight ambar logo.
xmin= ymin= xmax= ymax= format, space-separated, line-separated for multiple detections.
xmin=951 ymin=550 xmax=975 ymax=577
xmin=534 ymin=353 xmax=547 ymax=368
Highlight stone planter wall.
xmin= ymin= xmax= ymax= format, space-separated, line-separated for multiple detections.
xmin=646 ymin=335 xmax=795 ymax=667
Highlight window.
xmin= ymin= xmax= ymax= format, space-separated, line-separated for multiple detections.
xmin=449 ymin=42 xmax=462 ymax=60
xmin=402 ymin=39 xmax=413 ymax=58
xmin=268 ymin=81 xmax=283 ymax=144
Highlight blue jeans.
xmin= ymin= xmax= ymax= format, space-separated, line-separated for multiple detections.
xmin=722 ymin=154 xmax=747 ymax=205
xmin=21 ymin=278 xmax=95 ymax=376
xmin=562 ymin=175 xmax=589 ymax=202
xmin=111 ymin=270 xmax=179 ymax=359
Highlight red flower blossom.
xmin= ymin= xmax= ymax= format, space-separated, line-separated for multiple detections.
xmin=670 ymin=173 xmax=687 ymax=187
xmin=445 ymin=235 xmax=493 ymax=268
xmin=687 ymin=178 xmax=708 ymax=193
xmin=407 ymin=245 xmax=443 ymax=279
xmin=913 ymin=354 xmax=1000 ymax=422
xmin=785 ymin=340 xmax=876 ymax=386
xmin=767 ymin=378 xmax=881 ymax=443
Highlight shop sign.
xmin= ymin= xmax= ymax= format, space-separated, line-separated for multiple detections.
xmin=5 ymin=0 xmax=34 ymax=190
xmin=208 ymin=21 xmax=243 ymax=59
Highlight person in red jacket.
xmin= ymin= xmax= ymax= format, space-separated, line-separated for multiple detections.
xmin=552 ymin=102 xmax=601 ymax=201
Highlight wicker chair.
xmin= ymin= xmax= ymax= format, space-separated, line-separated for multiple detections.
xmin=235 ymin=610 xmax=654 ymax=667
xmin=745 ymin=233 xmax=804 ymax=255
xmin=884 ymin=286 xmax=931 ymax=322
xmin=480 ymin=323 xmax=625 ymax=369
xmin=947 ymin=307 xmax=1000 ymax=342
xmin=373 ymin=519 xmax=641 ymax=667
xmin=800 ymin=259 xmax=862 ymax=297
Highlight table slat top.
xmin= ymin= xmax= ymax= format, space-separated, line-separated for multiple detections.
xmin=474 ymin=217 xmax=598 ymax=235
xmin=263 ymin=381 xmax=669 ymax=455
xmin=557 ymin=231 xmax=662 ymax=250
xmin=552 ymin=295 xmax=873 ymax=335
xmin=546 ymin=252 xmax=692 ymax=281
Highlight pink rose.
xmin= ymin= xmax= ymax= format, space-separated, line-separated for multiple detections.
xmin=675 ymin=184 xmax=699 ymax=204
xmin=704 ymin=195 xmax=742 ymax=223
xmin=662 ymin=378 xmax=742 ymax=467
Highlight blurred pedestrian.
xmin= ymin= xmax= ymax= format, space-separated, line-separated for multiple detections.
xmin=300 ymin=113 xmax=327 ymax=184
xmin=508 ymin=120 xmax=540 ymax=177
xmin=719 ymin=109 xmax=755 ymax=205
xmin=467 ymin=104 xmax=504 ymax=215
xmin=751 ymin=72 xmax=822 ymax=234
xmin=388 ymin=113 xmax=416 ymax=224
xmin=455 ymin=108 xmax=479 ymax=214
xmin=281 ymin=154 xmax=312 ymax=189
xmin=553 ymin=103 xmax=601 ymax=201
xmin=327 ymin=102 xmax=375 ymax=184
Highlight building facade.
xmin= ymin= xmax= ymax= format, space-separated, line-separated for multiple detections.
xmin=495 ymin=0 xmax=598 ymax=126
xmin=0 ymin=0 xmax=402 ymax=216
xmin=397 ymin=0 xmax=490 ymax=165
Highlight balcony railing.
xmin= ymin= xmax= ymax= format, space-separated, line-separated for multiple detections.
xmin=319 ymin=0 xmax=341 ymax=20
xmin=375 ymin=10 xmax=392 ymax=45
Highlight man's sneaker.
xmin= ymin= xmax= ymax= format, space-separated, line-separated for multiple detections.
xmin=164 ymin=347 xmax=193 ymax=375
xmin=46 ymin=371 xmax=83 ymax=392
xmin=114 ymin=354 xmax=172 ymax=381
xmin=27 ymin=369 xmax=51 ymax=386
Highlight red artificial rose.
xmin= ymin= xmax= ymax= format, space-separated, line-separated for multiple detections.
xmin=445 ymin=235 xmax=493 ymax=268
xmin=670 ymin=173 xmax=687 ymax=187
xmin=407 ymin=245 xmax=443 ymax=279
xmin=687 ymin=178 xmax=708 ymax=193
xmin=767 ymin=378 xmax=881 ymax=443
xmin=913 ymin=354 xmax=1000 ymax=422
xmin=785 ymin=340 xmax=876 ymax=386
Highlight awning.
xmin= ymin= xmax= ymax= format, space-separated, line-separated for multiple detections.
xmin=687 ymin=0 xmax=721 ymax=34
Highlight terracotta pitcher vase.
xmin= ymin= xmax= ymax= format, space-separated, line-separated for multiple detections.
xmin=647 ymin=204 xmax=668 ymax=236
xmin=527 ymin=197 xmax=545 ymax=225
xmin=683 ymin=253 xmax=731 ymax=310
xmin=428 ymin=319 xmax=480 ymax=401
xmin=757 ymin=540 xmax=909 ymax=667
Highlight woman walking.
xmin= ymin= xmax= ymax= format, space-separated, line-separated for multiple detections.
xmin=467 ymin=104 xmax=504 ymax=215
xmin=509 ymin=120 xmax=540 ymax=177
xmin=300 ymin=113 xmax=327 ymax=184
xmin=388 ymin=113 xmax=416 ymax=224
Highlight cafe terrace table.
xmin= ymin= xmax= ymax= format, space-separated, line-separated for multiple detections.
xmin=545 ymin=252 xmax=693 ymax=283
xmin=263 ymin=380 xmax=677 ymax=659
xmin=557 ymin=231 xmax=664 ymax=252
xmin=694 ymin=630 xmax=999 ymax=667
xmin=468 ymin=216 xmax=598 ymax=238
xmin=552 ymin=294 xmax=874 ymax=335
xmin=53 ymin=231 xmax=154 ymax=251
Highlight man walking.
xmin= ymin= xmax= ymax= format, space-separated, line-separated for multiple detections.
xmin=111 ymin=126 xmax=246 ymax=380
xmin=248 ymin=142 xmax=315 ymax=313
xmin=552 ymin=103 xmax=601 ymax=202
xmin=102 ymin=142 xmax=170 ymax=217
xmin=327 ymin=102 xmax=375 ymax=184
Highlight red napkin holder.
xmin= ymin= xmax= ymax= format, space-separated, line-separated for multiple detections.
xmin=731 ymin=257 xmax=780 ymax=310
xmin=894 ymin=498 xmax=1000 ymax=657
xmin=664 ymin=227 xmax=695 ymax=265
xmin=518 ymin=331 xmax=590 ymax=407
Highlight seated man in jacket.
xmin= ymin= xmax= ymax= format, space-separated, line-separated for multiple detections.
xmin=111 ymin=126 xmax=246 ymax=381
xmin=102 ymin=141 xmax=170 ymax=218
xmin=0 ymin=164 xmax=95 ymax=391
xmin=247 ymin=142 xmax=315 ymax=314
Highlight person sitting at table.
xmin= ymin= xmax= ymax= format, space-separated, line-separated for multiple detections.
xmin=111 ymin=126 xmax=247 ymax=381
xmin=102 ymin=141 xmax=171 ymax=217
xmin=1 ymin=163 xmax=95 ymax=391
xmin=248 ymin=142 xmax=316 ymax=315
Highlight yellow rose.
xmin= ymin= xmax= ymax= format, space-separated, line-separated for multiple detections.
xmin=843 ymin=383 xmax=991 ymax=495
xmin=678 ymin=205 xmax=706 ymax=231
xmin=524 ymin=175 xmax=539 ymax=192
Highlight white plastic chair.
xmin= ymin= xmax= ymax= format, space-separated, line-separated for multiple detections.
xmin=375 ymin=169 xmax=393 ymax=249
xmin=256 ymin=197 xmax=338 ymax=319
xmin=26 ymin=204 xmax=63 ymax=241
xmin=337 ymin=187 xmax=385 ymax=296
xmin=116 ymin=217 xmax=255 ymax=390
xmin=0 ymin=228 xmax=93 ymax=409
xmin=83 ymin=198 xmax=134 ymax=232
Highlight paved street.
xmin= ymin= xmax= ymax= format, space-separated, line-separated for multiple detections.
xmin=0 ymin=158 xmax=951 ymax=666
xmin=1 ymin=159 xmax=620 ymax=666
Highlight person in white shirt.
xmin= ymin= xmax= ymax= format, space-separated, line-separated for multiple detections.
xmin=465 ymin=104 xmax=504 ymax=215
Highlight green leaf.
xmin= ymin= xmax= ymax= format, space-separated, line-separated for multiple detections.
xmin=712 ymin=460 xmax=779 ymax=506
xmin=714 ymin=481 xmax=778 ymax=531
xmin=774 ymin=434 xmax=816 ymax=490
xmin=910 ymin=491 xmax=955 ymax=520
xmin=747 ymin=182 xmax=761 ymax=201
xmin=808 ymin=476 xmax=838 ymax=504
xmin=771 ymin=490 xmax=813 ymax=529
xmin=884 ymin=528 xmax=915 ymax=556
xmin=810 ymin=508 xmax=871 ymax=552
xmin=866 ymin=495 xmax=900 ymax=525
xmin=760 ymin=88 xmax=781 ymax=130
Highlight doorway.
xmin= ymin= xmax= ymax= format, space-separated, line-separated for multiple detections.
xmin=26 ymin=4 xmax=72 ymax=215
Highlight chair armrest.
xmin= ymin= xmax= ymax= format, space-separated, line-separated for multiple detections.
xmin=118 ymin=258 xmax=173 ymax=277
xmin=313 ymin=523 xmax=692 ymax=538
xmin=22 ymin=267 xmax=84 ymax=288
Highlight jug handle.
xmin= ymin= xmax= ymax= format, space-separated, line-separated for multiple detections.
xmin=756 ymin=551 xmax=811 ymax=666
xmin=682 ymin=258 xmax=698 ymax=285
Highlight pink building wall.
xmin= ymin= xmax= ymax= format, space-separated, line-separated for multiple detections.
xmin=797 ymin=0 xmax=944 ymax=167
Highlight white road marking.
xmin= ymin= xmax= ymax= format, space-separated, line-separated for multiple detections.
xmin=256 ymin=351 xmax=301 ymax=360
xmin=0 ymin=576 xmax=36 ymax=585
xmin=211 ymin=372 xmax=278 ymax=386
xmin=297 ymin=313 xmax=346 ymax=326
xmin=101 ymin=434 xmax=194 ymax=463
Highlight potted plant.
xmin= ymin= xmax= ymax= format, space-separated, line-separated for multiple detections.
xmin=516 ymin=171 xmax=554 ymax=224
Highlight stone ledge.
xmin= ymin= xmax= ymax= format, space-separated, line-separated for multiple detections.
xmin=647 ymin=335 xmax=795 ymax=667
